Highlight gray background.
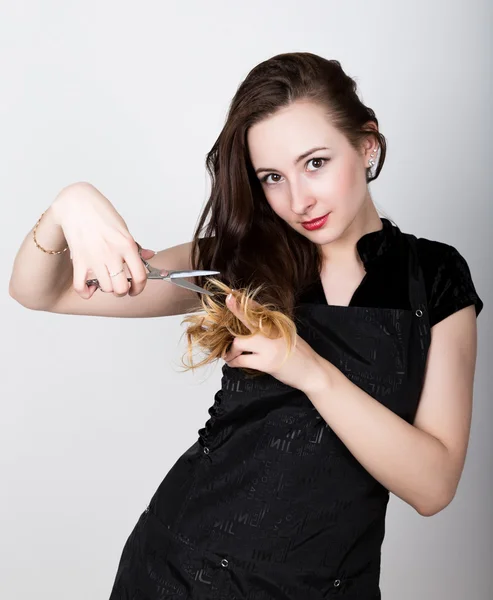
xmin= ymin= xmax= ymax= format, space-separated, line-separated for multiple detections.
xmin=2 ymin=1 xmax=491 ymax=598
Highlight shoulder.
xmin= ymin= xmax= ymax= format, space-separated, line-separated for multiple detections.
xmin=403 ymin=233 xmax=484 ymax=328
xmin=413 ymin=235 xmax=461 ymax=273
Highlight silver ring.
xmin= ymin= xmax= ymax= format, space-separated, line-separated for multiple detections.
xmin=109 ymin=266 xmax=124 ymax=278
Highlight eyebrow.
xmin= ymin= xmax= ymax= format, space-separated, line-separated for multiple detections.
xmin=254 ymin=146 xmax=331 ymax=175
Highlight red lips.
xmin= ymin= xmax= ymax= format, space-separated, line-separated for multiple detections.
xmin=301 ymin=213 xmax=330 ymax=230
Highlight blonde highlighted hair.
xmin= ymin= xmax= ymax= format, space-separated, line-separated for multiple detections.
xmin=179 ymin=278 xmax=298 ymax=378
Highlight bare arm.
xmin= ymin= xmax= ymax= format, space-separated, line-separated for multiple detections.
xmin=45 ymin=242 xmax=204 ymax=318
xmin=9 ymin=193 xmax=76 ymax=309
xmin=304 ymin=305 xmax=478 ymax=516
xmin=9 ymin=183 xmax=205 ymax=318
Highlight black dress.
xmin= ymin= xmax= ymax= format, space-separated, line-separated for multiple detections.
xmin=109 ymin=219 xmax=483 ymax=600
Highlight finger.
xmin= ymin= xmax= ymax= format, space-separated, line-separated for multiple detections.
xmin=226 ymin=293 xmax=254 ymax=332
xmin=72 ymin=260 xmax=95 ymax=299
xmin=107 ymin=262 xmax=130 ymax=297
xmin=221 ymin=341 xmax=233 ymax=361
xmin=228 ymin=292 xmax=262 ymax=309
xmin=124 ymin=247 xmax=150 ymax=296
xmin=86 ymin=284 xmax=99 ymax=299
xmin=140 ymin=247 xmax=156 ymax=260
xmin=134 ymin=241 xmax=156 ymax=260
xmin=228 ymin=351 xmax=248 ymax=363
xmin=227 ymin=291 xmax=262 ymax=315
xmin=227 ymin=354 xmax=255 ymax=369
xmin=223 ymin=339 xmax=253 ymax=362
xmin=94 ymin=265 xmax=114 ymax=294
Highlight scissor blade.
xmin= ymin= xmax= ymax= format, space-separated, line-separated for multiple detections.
xmin=170 ymin=277 xmax=215 ymax=296
xmin=168 ymin=270 xmax=220 ymax=278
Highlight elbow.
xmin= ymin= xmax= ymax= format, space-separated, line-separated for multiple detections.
xmin=9 ymin=285 xmax=28 ymax=308
xmin=9 ymin=286 xmax=43 ymax=311
xmin=8 ymin=285 xmax=26 ymax=306
xmin=415 ymin=487 xmax=456 ymax=517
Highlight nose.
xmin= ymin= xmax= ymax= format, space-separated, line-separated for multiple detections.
xmin=289 ymin=179 xmax=316 ymax=217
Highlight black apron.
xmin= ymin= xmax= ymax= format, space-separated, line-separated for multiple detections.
xmin=109 ymin=232 xmax=431 ymax=600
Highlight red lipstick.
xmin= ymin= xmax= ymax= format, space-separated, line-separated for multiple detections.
xmin=301 ymin=213 xmax=330 ymax=231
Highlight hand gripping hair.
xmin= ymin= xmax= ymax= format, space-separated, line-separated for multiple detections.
xmin=179 ymin=278 xmax=298 ymax=378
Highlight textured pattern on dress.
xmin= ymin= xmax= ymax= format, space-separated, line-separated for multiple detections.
xmin=108 ymin=221 xmax=482 ymax=599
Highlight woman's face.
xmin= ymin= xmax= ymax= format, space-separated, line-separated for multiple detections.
xmin=247 ymin=100 xmax=376 ymax=248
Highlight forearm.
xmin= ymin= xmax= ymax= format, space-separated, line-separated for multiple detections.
xmin=304 ymin=358 xmax=452 ymax=516
xmin=8 ymin=185 xmax=78 ymax=309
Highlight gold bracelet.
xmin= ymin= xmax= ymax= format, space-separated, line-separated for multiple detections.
xmin=32 ymin=210 xmax=69 ymax=255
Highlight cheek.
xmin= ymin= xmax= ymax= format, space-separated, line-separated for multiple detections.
xmin=327 ymin=160 xmax=366 ymax=208
xmin=264 ymin=190 xmax=288 ymax=217
xmin=330 ymin=160 xmax=357 ymax=195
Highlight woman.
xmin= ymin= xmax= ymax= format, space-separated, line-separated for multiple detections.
xmin=9 ymin=52 xmax=483 ymax=599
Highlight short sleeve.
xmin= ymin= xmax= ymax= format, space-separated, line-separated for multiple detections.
xmin=426 ymin=244 xmax=484 ymax=328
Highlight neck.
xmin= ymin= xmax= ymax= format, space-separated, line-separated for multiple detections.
xmin=320 ymin=200 xmax=383 ymax=267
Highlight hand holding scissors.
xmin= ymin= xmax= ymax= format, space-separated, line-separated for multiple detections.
xmin=85 ymin=245 xmax=220 ymax=296
xmin=48 ymin=185 xmax=220 ymax=299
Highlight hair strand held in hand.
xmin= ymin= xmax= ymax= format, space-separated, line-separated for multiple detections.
xmin=179 ymin=279 xmax=298 ymax=377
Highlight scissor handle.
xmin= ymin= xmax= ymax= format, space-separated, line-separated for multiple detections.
xmin=85 ymin=274 xmax=170 ymax=286
xmin=85 ymin=277 xmax=134 ymax=288
xmin=85 ymin=254 xmax=159 ymax=288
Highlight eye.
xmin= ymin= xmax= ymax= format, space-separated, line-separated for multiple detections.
xmin=260 ymin=173 xmax=282 ymax=185
xmin=307 ymin=157 xmax=327 ymax=171
xmin=259 ymin=157 xmax=329 ymax=186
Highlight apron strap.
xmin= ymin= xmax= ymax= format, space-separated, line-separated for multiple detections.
xmin=406 ymin=233 xmax=431 ymax=348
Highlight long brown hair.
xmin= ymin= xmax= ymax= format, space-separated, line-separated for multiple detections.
xmin=179 ymin=53 xmax=389 ymax=374
xmin=190 ymin=52 xmax=387 ymax=321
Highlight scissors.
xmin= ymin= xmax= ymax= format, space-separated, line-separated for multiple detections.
xmin=85 ymin=247 xmax=220 ymax=296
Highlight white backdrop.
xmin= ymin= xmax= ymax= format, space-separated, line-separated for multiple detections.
xmin=2 ymin=1 xmax=491 ymax=598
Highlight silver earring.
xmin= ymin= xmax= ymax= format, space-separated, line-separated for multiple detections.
xmin=368 ymin=147 xmax=378 ymax=168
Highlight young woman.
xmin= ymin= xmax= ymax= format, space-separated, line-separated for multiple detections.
xmin=9 ymin=52 xmax=483 ymax=599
